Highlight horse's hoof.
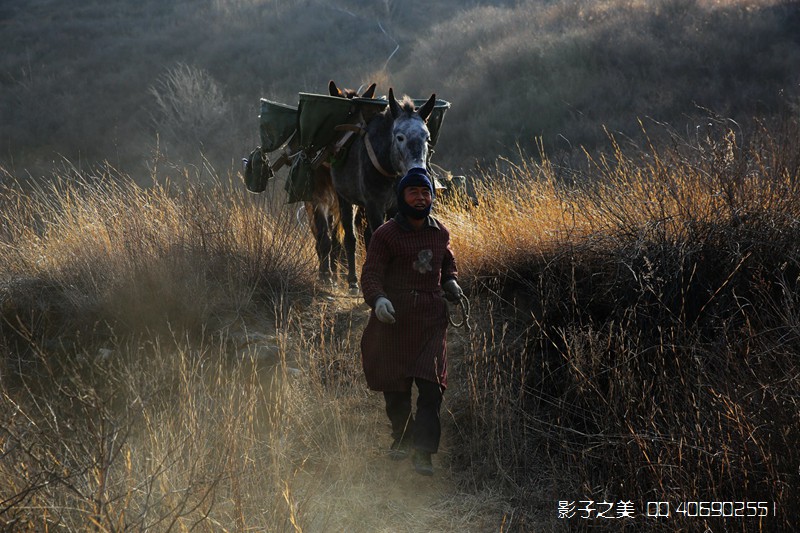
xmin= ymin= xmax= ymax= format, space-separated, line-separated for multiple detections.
xmin=319 ymin=269 xmax=342 ymax=286
xmin=348 ymin=282 xmax=360 ymax=295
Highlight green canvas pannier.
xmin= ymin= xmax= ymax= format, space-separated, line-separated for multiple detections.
xmin=259 ymin=99 xmax=298 ymax=152
xmin=297 ymin=93 xmax=357 ymax=153
xmin=253 ymin=93 xmax=450 ymax=202
xmin=285 ymin=154 xmax=316 ymax=204
xmin=297 ymin=93 xmax=388 ymax=152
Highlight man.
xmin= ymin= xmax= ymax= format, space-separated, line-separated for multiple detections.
xmin=360 ymin=167 xmax=464 ymax=476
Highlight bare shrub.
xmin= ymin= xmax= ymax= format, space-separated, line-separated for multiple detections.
xmin=0 ymin=164 xmax=315 ymax=347
xmin=439 ymin=117 xmax=800 ymax=530
xmin=148 ymin=63 xmax=235 ymax=167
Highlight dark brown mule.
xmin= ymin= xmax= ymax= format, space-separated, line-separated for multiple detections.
xmin=304 ymin=81 xmax=376 ymax=283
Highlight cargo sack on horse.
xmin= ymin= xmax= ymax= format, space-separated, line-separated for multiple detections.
xmin=243 ymin=145 xmax=272 ymax=193
xmin=288 ymin=92 xmax=451 ymax=203
xmin=284 ymin=83 xmax=374 ymax=202
xmin=241 ymin=98 xmax=298 ymax=193
xmin=287 ymin=92 xmax=389 ymax=201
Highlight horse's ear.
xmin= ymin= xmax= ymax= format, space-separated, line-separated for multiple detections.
xmin=361 ymin=83 xmax=377 ymax=99
xmin=329 ymin=80 xmax=343 ymax=97
xmin=417 ymin=93 xmax=437 ymax=123
xmin=389 ymin=88 xmax=400 ymax=119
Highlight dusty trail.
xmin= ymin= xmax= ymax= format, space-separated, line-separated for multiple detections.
xmin=281 ymin=289 xmax=509 ymax=533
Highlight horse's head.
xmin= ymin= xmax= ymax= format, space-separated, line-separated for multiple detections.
xmin=388 ymin=88 xmax=436 ymax=176
xmin=328 ymin=80 xmax=377 ymax=99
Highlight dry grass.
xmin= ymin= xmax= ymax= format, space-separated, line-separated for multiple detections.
xmin=0 ymin=286 xmax=509 ymax=532
xmin=0 ymin=163 xmax=316 ymax=344
xmin=0 ymin=163 xmax=514 ymax=531
xmin=0 ymin=163 xmax=320 ymax=529
xmin=399 ymin=0 xmax=800 ymax=168
xmin=2 ymin=116 xmax=800 ymax=531
xmin=438 ymin=118 xmax=800 ymax=530
xmin=4 ymin=0 xmax=799 ymax=176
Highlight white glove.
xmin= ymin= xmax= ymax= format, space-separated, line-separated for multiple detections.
xmin=374 ymin=296 xmax=396 ymax=324
xmin=442 ymin=279 xmax=463 ymax=302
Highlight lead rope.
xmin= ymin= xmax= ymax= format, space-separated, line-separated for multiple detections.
xmin=448 ymin=294 xmax=472 ymax=331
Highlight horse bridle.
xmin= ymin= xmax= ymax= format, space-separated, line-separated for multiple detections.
xmin=334 ymin=122 xmax=399 ymax=179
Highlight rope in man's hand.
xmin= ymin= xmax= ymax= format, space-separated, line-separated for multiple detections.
xmin=447 ymin=294 xmax=472 ymax=331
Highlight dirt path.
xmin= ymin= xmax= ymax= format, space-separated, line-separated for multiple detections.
xmin=282 ymin=290 xmax=509 ymax=533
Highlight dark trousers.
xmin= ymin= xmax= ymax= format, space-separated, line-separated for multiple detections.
xmin=383 ymin=378 xmax=443 ymax=454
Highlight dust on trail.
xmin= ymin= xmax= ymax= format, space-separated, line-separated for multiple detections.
xmin=280 ymin=289 xmax=511 ymax=533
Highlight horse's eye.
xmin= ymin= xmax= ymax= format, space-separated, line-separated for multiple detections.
xmin=396 ymin=134 xmax=405 ymax=143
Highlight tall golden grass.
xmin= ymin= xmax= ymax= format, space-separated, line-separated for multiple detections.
xmin=2 ymin=116 xmax=799 ymax=530
xmin=438 ymin=118 xmax=800 ymax=530
xmin=0 ymin=164 xmax=324 ymax=530
xmin=0 ymin=164 xmax=508 ymax=531
xmin=0 ymin=164 xmax=317 ymax=343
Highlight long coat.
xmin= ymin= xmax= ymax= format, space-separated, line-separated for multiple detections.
xmin=360 ymin=214 xmax=458 ymax=391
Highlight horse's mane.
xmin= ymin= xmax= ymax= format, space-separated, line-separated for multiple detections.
xmin=396 ymin=95 xmax=417 ymax=114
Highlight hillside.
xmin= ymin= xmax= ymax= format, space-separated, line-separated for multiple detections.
xmin=2 ymin=1 xmax=800 ymax=530
xmin=1 ymin=112 xmax=798 ymax=531
xmin=2 ymin=0 xmax=798 ymax=177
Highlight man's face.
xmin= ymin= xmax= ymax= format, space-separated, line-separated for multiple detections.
xmin=403 ymin=186 xmax=432 ymax=211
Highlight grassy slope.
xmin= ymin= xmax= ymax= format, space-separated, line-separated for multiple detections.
xmin=1 ymin=117 xmax=798 ymax=531
xmin=437 ymin=118 xmax=800 ymax=530
xmin=2 ymin=0 xmax=800 ymax=530
xmin=0 ymin=168 xmax=518 ymax=531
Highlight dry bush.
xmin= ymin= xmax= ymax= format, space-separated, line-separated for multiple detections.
xmin=439 ymin=118 xmax=800 ymax=530
xmin=148 ymin=63 xmax=235 ymax=169
xmin=0 ymin=164 xmax=316 ymax=350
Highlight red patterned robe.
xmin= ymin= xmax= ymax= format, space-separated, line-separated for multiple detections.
xmin=360 ymin=214 xmax=458 ymax=391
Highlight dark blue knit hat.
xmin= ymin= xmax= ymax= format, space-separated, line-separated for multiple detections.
xmin=397 ymin=167 xmax=434 ymax=220
xmin=397 ymin=167 xmax=433 ymax=197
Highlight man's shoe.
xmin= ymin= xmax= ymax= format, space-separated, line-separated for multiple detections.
xmin=412 ymin=450 xmax=433 ymax=476
xmin=388 ymin=438 xmax=411 ymax=460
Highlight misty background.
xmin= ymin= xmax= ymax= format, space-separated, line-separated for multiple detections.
xmin=1 ymin=0 xmax=799 ymax=180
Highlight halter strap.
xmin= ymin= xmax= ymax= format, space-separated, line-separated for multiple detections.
xmin=334 ymin=123 xmax=399 ymax=179
xmin=364 ymin=135 xmax=398 ymax=178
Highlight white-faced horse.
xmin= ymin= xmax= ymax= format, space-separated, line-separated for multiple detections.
xmin=331 ymin=88 xmax=436 ymax=289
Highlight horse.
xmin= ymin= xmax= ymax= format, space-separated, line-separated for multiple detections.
xmin=331 ymin=88 xmax=437 ymax=289
xmin=302 ymin=80 xmax=376 ymax=283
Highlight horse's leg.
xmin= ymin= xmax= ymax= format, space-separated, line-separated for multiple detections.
xmin=354 ymin=207 xmax=370 ymax=250
xmin=328 ymin=191 xmax=344 ymax=278
xmin=307 ymin=202 xmax=333 ymax=283
xmin=316 ymin=211 xmax=333 ymax=283
xmin=337 ymin=195 xmax=359 ymax=289
xmin=364 ymin=224 xmax=373 ymax=251
xmin=329 ymin=212 xmax=344 ymax=276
